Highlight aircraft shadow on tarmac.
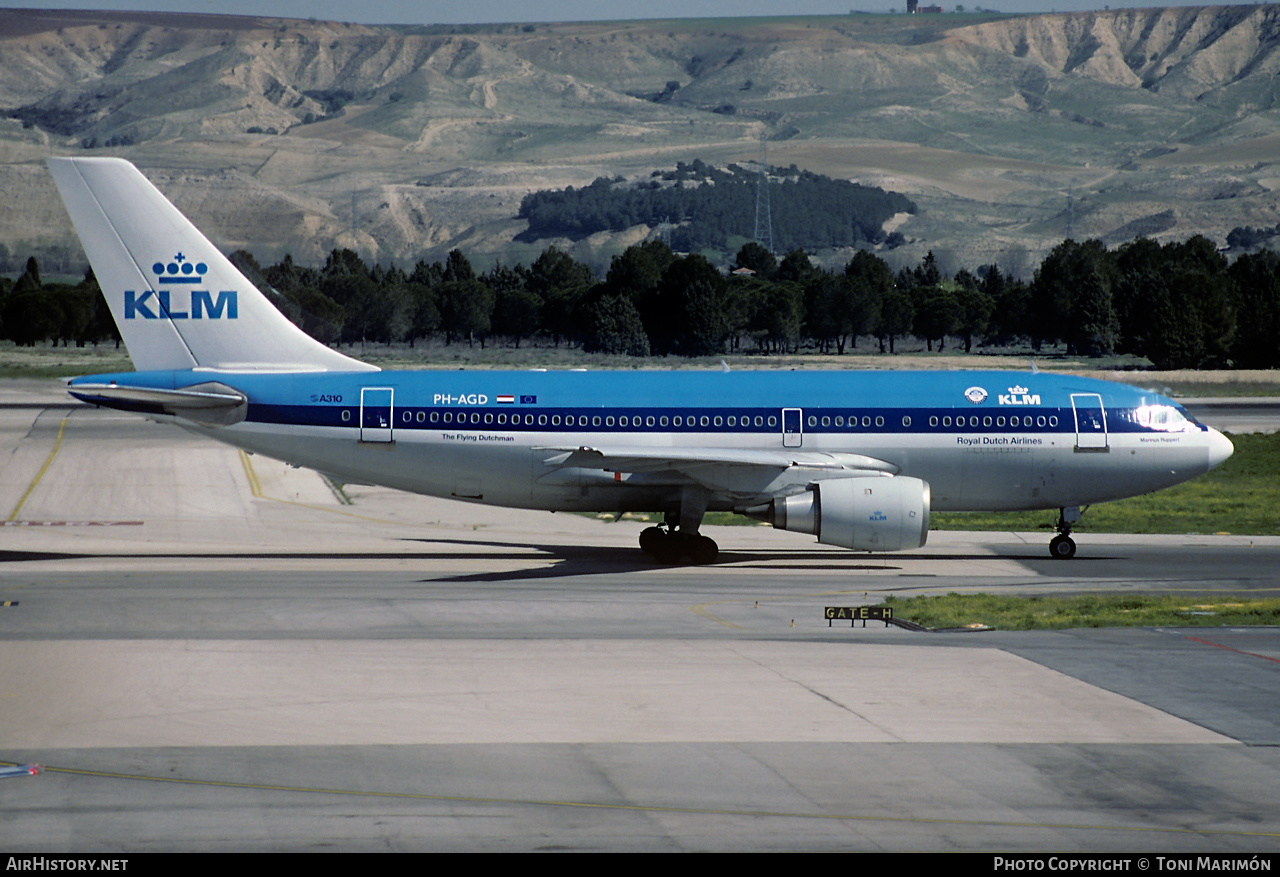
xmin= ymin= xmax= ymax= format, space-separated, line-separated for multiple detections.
xmin=401 ymin=537 xmax=1117 ymax=583
xmin=0 ymin=542 xmax=1115 ymax=581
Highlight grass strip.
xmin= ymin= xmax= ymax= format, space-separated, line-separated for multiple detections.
xmin=877 ymin=592 xmax=1280 ymax=631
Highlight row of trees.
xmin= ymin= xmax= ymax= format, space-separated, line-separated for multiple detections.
xmin=4 ymin=234 xmax=1280 ymax=371
xmin=0 ymin=257 xmax=116 ymax=347
xmin=230 ymin=234 xmax=1280 ymax=369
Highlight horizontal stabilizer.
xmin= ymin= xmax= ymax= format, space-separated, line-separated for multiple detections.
xmin=69 ymin=381 xmax=248 ymax=426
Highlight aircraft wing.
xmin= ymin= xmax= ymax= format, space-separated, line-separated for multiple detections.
xmin=537 ymin=444 xmax=898 ymax=500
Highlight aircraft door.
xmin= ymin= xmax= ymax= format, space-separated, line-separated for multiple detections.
xmin=360 ymin=387 xmax=394 ymax=443
xmin=782 ymin=408 xmax=803 ymax=448
xmin=1071 ymin=393 xmax=1108 ymax=451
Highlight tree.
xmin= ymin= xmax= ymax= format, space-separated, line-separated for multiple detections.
xmin=647 ymin=254 xmax=729 ymax=356
xmin=733 ymin=241 xmax=777 ymax=278
xmin=874 ymin=288 xmax=914 ymax=354
xmin=528 ymin=247 xmax=594 ymax=347
xmin=1228 ymin=250 xmax=1280 ymax=368
xmin=842 ymin=251 xmax=891 ymax=350
xmin=1114 ymin=236 xmax=1233 ymax=368
xmin=580 ymin=291 xmax=650 ymax=356
xmin=911 ymin=284 xmax=959 ymax=352
xmin=486 ymin=263 xmax=540 ymax=348
xmin=1032 ymin=239 xmax=1113 ymax=352
xmin=952 ymin=269 xmax=995 ymax=353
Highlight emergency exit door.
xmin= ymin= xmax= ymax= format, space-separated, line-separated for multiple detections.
xmin=1071 ymin=393 xmax=1108 ymax=451
xmin=360 ymin=387 xmax=394 ymax=443
xmin=782 ymin=408 xmax=803 ymax=448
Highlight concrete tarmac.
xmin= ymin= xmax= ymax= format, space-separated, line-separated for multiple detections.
xmin=1 ymin=386 xmax=1278 ymax=852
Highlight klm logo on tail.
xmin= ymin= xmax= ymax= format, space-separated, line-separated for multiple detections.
xmin=124 ymin=253 xmax=238 ymax=320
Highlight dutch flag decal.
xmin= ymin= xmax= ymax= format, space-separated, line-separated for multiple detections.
xmin=496 ymin=394 xmax=515 ymax=404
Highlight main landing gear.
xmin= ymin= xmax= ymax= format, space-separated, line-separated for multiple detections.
xmin=638 ymin=485 xmax=718 ymax=565
xmin=639 ymin=525 xmax=719 ymax=565
xmin=1049 ymin=506 xmax=1083 ymax=559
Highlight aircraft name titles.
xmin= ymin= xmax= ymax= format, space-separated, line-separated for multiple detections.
xmin=957 ymin=436 xmax=1044 ymax=446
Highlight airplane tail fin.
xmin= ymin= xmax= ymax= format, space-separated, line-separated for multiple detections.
xmin=47 ymin=157 xmax=376 ymax=373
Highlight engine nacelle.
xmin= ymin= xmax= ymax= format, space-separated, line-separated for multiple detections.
xmin=766 ymin=476 xmax=930 ymax=552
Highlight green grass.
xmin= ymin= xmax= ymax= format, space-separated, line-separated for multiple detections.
xmin=931 ymin=432 xmax=1280 ymax=537
xmin=876 ymin=592 xmax=1280 ymax=631
xmin=0 ymin=342 xmax=132 ymax=378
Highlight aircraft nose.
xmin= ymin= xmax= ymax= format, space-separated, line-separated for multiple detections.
xmin=1207 ymin=428 xmax=1234 ymax=471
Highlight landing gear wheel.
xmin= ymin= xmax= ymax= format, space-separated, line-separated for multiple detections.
xmin=644 ymin=529 xmax=720 ymax=565
xmin=639 ymin=526 xmax=666 ymax=555
xmin=1049 ymin=534 xmax=1077 ymax=559
xmin=687 ymin=534 xmax=719 ymax=565
xmin=651 ymin=534 xmax=684 ymax=565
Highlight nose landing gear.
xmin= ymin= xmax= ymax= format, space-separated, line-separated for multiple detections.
xmin=1049 ymin=506 xmax=1083 ymax=559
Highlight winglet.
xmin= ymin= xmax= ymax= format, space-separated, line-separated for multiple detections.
xmin=47 ymin=157 xmax=376 ymax=373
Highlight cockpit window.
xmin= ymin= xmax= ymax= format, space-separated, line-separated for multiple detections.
xmin=1134 ymin=404 xmax=1198 ymax=432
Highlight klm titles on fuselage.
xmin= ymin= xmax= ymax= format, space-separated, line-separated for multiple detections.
xmin=122 ymin=255 xmax=238 ymax=320
xmin=998 ymin=385 xmax=1041 ymax=406
xmin=966 ymin=384 xmax=1042 ymax=406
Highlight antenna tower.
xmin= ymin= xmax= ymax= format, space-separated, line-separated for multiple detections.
xmin=753 ymin=138 xmax=774 ymax=254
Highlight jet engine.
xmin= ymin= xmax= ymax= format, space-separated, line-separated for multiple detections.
xmin=747 ymin=476 xmax=930 ymax=552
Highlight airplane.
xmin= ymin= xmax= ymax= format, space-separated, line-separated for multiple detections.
xmin=46 ymin=156 xmax=1234 ymax=563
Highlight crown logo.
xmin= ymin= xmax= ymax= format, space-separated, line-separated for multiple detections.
xmin=152 ymin=253 xmax=208 ymax=282
xmin=1007 ymin=385 xmax=1029 ymax=395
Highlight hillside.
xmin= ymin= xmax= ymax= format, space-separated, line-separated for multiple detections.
xmin=2 ymin=6 xmax=1280 ymax=274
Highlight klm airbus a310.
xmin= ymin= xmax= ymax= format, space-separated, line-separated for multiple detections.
xmin=47 ymin=157 xmax=1234 ymax=563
